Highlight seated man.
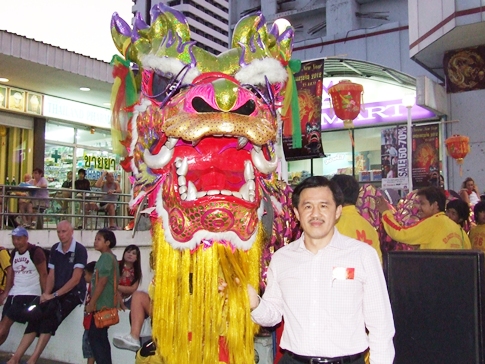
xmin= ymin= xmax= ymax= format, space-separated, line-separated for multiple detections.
xmin=75 ymin=168 xmax=97 ymax=229
xmin=94 ymin=171 xmax=121 ymax=229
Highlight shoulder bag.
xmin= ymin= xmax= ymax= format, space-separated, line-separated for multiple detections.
xmin=93 ymin=254 xmax=119 ymax=329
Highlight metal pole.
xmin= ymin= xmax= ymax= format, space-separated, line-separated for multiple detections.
xmin=407 ymin=106 xmax=413 ymax=192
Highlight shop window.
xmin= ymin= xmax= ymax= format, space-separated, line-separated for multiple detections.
xmin=354 ymin=127 xmax=385 ymax=183
xmin=45 ymin=144 xmax=74 ymax=188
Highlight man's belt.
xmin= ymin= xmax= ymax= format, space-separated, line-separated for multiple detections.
xmin=287 ymin=351 xmax=363 ymax=364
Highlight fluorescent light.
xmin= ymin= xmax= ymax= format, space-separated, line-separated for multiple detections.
xmin=80 ymin=87 xmax=91 ymax=91
xmin=0 ymin=78 xmax=9 ymax=82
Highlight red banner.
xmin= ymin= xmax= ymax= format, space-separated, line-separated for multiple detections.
xmin=412 ymin=124 xmax=440 ymax=188
xmin=282 ymin=60 xmax=326 ymax=161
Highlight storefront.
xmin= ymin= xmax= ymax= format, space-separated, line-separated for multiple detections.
xmin=0 ymin=86 xmax=122 ymax=189
xmin=43 ymin=95 xmax=122 ymax=188
xmin=287 ymin=76 xmax=440 ymax=193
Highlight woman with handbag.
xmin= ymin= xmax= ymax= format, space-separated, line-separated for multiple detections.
xmin=85 ymin=228 xmax=120 ymax=364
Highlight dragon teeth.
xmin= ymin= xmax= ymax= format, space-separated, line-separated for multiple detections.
xmin=176 ymin=157 xmax=188 ymax=176
xmin=244 ymin=161 xmax=255 ymax=182
xmin=186 ymin=181 xmax=197 ymax=201
xmin=237 ymin=136 xmax=248 ymax=149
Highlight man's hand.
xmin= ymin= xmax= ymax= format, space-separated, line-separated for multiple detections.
xmin=0 ymin=292 xmax=7 ymax=306
xmin=376 ymin=195 xmax=391 ymax=214
xmin=40 ymin=292 xmax=55 ymax=303
xmin=247 ymin=284 xmax=260 ymax=310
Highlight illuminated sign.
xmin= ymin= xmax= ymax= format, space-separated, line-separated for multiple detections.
xmin=43 ymin=95 xmax=110 ymax=127
xmin=322 ymin=99 xmax=435 ymax=130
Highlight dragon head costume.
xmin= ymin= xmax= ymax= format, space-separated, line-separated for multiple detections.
xmin=111 ymin=4 xmax=299 ymax=363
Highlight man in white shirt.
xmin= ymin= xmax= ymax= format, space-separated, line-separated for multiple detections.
xmin=248 ymin=176 xmax=395 ymax=364
xmin=0 ymin=226 xmax=47 ymax=346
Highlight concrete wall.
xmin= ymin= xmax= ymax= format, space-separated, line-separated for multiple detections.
xmin=0 ymin=229 xmax=154 ymax=363
xmin=447 ymin=88 xmax=485 ymax=192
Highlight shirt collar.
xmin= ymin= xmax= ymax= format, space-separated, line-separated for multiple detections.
xmin=293 ymin=227 xmax=343 ymax=253
xmin=56 ymin=237 xmax=76 ymax=254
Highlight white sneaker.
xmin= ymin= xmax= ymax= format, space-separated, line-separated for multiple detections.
xmin=113 ymin=333 xmax=141 ymax=351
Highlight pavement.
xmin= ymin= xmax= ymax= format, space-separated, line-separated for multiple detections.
xmin=0 ymin=351 xmax=70 ymax=364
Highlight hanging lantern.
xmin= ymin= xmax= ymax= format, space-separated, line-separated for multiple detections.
xmin=328 ymin=80 xmax=364 ymax=145
xmin=445 ymin=134 xmax=470 ymax=176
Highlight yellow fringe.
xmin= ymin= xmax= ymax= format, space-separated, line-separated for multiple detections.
xmin=151 ymin=222 xmax=264 ymax=364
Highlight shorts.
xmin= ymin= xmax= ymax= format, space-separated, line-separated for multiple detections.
xmin=2 ymin=295 xmax=39 ymax=323
xmin=25 ymin=293 xmax=82 ymax=336
xmin=123 ymin=295 xmax=132 ymax=310
xmin=82 ymin=329 xmax=94 ymax=359
xmin=98 ymin=202 xmax=117 ymax=210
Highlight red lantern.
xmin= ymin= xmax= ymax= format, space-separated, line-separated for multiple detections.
xmin=328 ymin=80 xmax=364 ymax=129
xmin=445 ymin=134 xmax=470 ymax=176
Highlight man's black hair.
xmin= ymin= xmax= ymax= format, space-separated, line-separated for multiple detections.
xmin=474 ymin=201 xmax=485 ymax=217
xmin=446 ymin=198 xmax=470 ymax=227
xmin=416 ymin=186 xmax=446 ymax=212
xmin=292 ymin=176 xmax=344 ymax=208
xmin=330 ymin=174 xmax=359 ymax=205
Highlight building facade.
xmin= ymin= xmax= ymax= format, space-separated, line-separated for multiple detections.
xmin=132 ymin=0 xmax=230 ymax=54
xmin=230 ymin=0 xmax=485 ymax=193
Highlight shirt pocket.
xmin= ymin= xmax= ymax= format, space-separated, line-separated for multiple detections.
xmin=328 ymin=279 xmax=362 ymax=317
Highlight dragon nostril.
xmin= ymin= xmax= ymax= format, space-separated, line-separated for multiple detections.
xmin=233 ymin=100 xmax=256 ymax=116
xmin=192 ymin=97 xmax=219 ymax=113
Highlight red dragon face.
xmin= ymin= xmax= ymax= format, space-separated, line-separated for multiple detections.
xmin=111 ymin=5 xmax=294 ymax=250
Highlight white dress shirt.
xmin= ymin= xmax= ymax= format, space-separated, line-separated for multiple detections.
xmin=251 ymin=228 xmax=395 ymax=364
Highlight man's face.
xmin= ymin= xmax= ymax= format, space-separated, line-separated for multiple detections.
xmin=78 ymin=172 xmax=85 ymax=180
xmin=106 ymin=173 xmax=114 ymax=183
xmin=445 ymin=208 xmax=461 ymax=225
xmin=32 ymin=170 xmax=42 ymax=181
xmin=293 ymin=186 xmax=342 ymax=242
xmin=416 ymin=194 xmax=438 ymax=219
xmin=476 ymin=210 xmax=485 ymax=225
xmin=12 ymin=236 xmax=28 ymax=252
xmin=57 ymin=222 xmax=73 ymax=244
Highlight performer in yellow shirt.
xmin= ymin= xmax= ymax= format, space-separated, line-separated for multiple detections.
xmin=470 ymin=201 xmax=485 ymax=251
xmin=0 ymin=247 xmax=11 ymax=294
xmin=331 ymin=174 xmax=382 ymax=262
xmin=376 ymin=186 xmax=471 ymax=250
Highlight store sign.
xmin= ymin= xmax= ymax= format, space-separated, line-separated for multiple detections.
xmin=43 ymin=95 xmax=111 ymax=128
xmin=84 ymin=154 xmax=116 ymax=170
xmin=321 ymin=99 xmax=435 ymax=130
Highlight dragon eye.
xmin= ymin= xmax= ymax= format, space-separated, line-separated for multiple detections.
xmin=152 ymin=72 xmax=180 ymax=103
xmin=233 ymin=100 xmax=256 ymax=115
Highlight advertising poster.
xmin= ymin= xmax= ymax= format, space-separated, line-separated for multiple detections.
xmin=282 ymin=60 xmax=326 ymax=161
xmin=412 ymin=124 xmax=440 ymax=188
xmin=381 ymin=125 xmax=409 ymax=190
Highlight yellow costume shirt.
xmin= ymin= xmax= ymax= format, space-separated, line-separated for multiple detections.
xmin=0 ymin=248 xmax=11 ymax=291
xmin=382 ymin=211 xmax=471 ymax=250
xmin=336 ymin=205 xmax=382 ymax=262
xmin=469 ymin=224 xmax=485 ymax=251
